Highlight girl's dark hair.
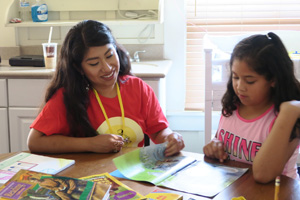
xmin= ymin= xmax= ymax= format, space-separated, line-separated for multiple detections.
xmin=222 ymin=32 xmax=300 ymax=140
xmin=43 ymin=20 xmax=132 ymax=137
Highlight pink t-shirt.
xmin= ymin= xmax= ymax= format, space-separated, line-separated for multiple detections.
xmin=30 ymin=75 xmax=168 ymax=147
xmin=216 ymin=105 xmax=299 ymax=179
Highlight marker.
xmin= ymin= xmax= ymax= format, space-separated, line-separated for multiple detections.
xmin=274 ymin=176 xmax=280 ymax=200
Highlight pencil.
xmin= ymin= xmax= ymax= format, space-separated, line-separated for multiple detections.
xmin=274 ymin=176 xmax=280 ymax=200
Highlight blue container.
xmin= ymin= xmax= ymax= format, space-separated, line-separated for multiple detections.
xmin=31 ymin=1 xmax=48 ymax=22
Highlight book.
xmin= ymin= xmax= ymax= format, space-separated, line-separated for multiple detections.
xmin=81 ymin=172 xmax=144 ymax=200
xmin=141 ymin=189 xmax=183 ymax=200
xmin=0 ymin=169 xmax=110 ymax=200
xmin=112 ymin=143 xmax=249 ymax=198
xmin=0 ymin=152 xmax=75 ymax=186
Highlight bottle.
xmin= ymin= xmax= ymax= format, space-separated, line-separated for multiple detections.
xmin=19 ymin=0 xmax=31 ymax=22
xmin=31 ymin=0 xmax=48 ymax=22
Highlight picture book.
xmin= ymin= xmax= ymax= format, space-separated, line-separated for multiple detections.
xmin=0 ymin=169 xmax=110 ymax=200
xmin=113 ymin=143 xmax=197 ymax=185
xmin=81 ymin=172 xmax=144 ymax=200
xmin=0 ymin=152 xmax=75 ymax=186
xmin=112 ymin=143 xmax=248 ymax=198
xmin=140 ymin=189 xmax=183 ymax=200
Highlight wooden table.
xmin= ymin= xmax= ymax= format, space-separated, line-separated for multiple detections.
xmin=1 ymin=148 xmax=299 ymax=200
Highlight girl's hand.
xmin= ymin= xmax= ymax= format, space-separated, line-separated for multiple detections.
xmin=88 ymin=134 xmax=124 ymax=153
xmin=203 ymin=138 xmax=228 ymax=162
xmin=164 ymin=132 xmax=185 ymax=157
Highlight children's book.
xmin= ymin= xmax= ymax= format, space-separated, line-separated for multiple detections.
xmin=81 ymin=172 xmax=144 ymax=200
xmin=0 ymin=152 xmax=75 ymax=186
xmin=0 ymin=169 xmax=111 ymax=200
xmin=113 ymin=143 xmax=248 ymax=198
xmin=140 ymin=189 xmax=183 ymax=200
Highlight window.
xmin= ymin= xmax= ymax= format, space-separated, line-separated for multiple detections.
xmin=185 ymin=0 xmax=300 ymax=111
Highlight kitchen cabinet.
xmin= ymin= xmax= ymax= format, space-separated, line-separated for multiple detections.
xmin=0 ymin=78 xmax=49 ymax=153
xmin=0 ymin=108 xmax=9 ymax=153
xmin=0 ymin=60 xmax=171 ymax=152
xmin=7 ymin=79 xmax=50 ymax=152
xmin=9 ymin=107 xmax=39 ymax=152
xmin=0 ymin=79 xmax=9 ymax=153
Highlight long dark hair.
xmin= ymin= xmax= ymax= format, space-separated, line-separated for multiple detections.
xmin=43 ymin=20 xmax=132 ymax=137
xmin=222 ymin=32 xmax=300 ymax=140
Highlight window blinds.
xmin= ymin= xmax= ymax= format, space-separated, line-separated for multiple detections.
xmin=185 ymin=0 xmax=300 ymax=111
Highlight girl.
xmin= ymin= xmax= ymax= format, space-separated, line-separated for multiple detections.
xmin=27 ymin=20 xmax=185 ymax=156
xmin=203 ymin=32 xmax=300 ymax=183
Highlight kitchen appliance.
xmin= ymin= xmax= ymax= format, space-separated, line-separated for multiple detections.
xmin=9 ymin=55 xmax=44 ymax=67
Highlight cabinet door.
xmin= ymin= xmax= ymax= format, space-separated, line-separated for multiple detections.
xmin=0 ymin=108 xmax=9 ymax=153
xmin=8 ymin=79 xmax=50 ymax=107
xmin=9 ymin=107 xmax=39 ymax=152
xmin=0 ymin=79 xmax=7 ymax=107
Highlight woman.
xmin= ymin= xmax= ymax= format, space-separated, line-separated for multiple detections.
xmin=27 ymin=20 xmax=185 ymax=156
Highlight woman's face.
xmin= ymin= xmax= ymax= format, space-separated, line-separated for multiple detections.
xmin=81 ymin=44 xmax=120 ymax=91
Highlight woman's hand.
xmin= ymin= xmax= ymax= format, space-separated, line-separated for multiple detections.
xmin=164 ymin=132 xmax=185 ymax=157
xmin=203 ymin=138 xmax=228 ymax=162
xmin=88 ymin=134 xmax=124 ymax=153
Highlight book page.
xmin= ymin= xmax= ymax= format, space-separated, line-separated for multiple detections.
xmin=113 ymin=143 xmax=196 ymax=185
xmin=158 ymin=160 xmax=248 ymax=198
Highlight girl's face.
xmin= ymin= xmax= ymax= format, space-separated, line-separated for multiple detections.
xmin=81 ymin=44 xmax=120 ymax=92
xmin=231 ymin=59 xmax=274 ymax=108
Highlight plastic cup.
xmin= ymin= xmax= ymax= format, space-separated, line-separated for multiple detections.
xmin=42 ymin=43 xmax=57 ymax=69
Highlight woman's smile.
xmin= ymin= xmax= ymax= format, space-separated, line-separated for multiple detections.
xmin=101 ymin=70 xmax=115 ymax=80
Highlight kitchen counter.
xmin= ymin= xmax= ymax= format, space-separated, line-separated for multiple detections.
xmin=0 ymin=60 xmax=172 ymax=78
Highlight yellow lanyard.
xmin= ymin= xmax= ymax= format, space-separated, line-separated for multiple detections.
xmin=92 ymin=82 xmax=125 ymax=134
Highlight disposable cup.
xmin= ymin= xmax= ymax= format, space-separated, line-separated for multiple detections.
xmin=42 ymin=43 xmax=57 ymax=69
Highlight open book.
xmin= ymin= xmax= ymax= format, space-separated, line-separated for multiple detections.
xmin=113 ymin=143 xmax=248 ymax=198
xmin=0 ymin=152 xmax=75 ymax=186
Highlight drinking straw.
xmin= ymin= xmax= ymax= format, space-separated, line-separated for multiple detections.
xmin=48 ymin=26 xmax=53 ymax=44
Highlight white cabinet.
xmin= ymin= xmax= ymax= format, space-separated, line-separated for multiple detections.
xmin=0 ymin=79 xmax=7 ymax=107
xmin=0 ymin=79 xmax=9 ymax=153
xmin=0 ymin=108 xmax=9 ymax=153
xmin=8 ymin=79 xmax=49 ymax=107
xmin=9 ymin=108 xmax=39 ymax=152
xmin=3 ymin=78 xmax=50 ymax=152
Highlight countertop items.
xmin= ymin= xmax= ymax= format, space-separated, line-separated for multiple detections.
xmin=0 ymin=60 xmax=171 ymax=78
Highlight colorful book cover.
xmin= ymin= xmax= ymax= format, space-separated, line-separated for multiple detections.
xmin=81 ymin=172 xmax=144 ymax=200
xmin=0 ymin=169 xmax=110 ymax=200
xmin=0 ymin=152 xmax=75 ymax=185
xmin=140 ymin=189 xmax=183 ymax=200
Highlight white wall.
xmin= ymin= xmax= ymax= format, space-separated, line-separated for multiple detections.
xmin=163 ymin=0 xmax=186 ymax=113
xmin=0 ymin=0 xmax=16 ymax=47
